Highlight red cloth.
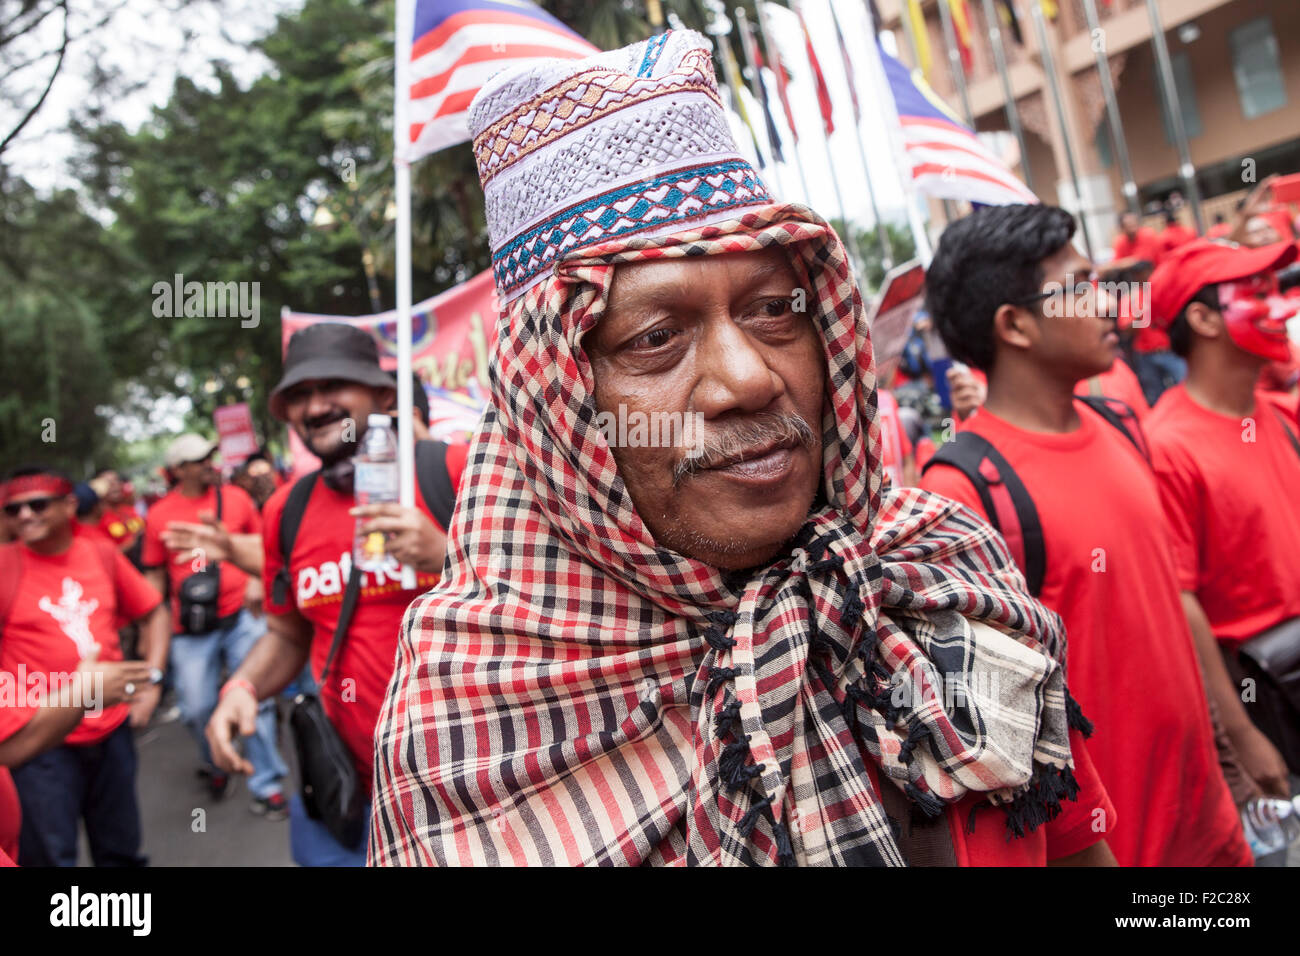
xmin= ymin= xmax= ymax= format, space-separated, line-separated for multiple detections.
xmin=99 ymin=506 xmax=143 ymax=546
xmin=1160 ymin=223 xmax=1198 ymax=255
xmin=75 ymin=520 xmax=115 ymax=544
xmin=0 ymin=767 xmax=19 ymax=865
xmin=1112 ymin=227 xmax=1163 ymax=265
xmin=876 ymin=389 xmax=913 ymax=486
xmin=1207 ymin=222 xmax=1233 ymax=239
xmin=1147 ymin=385 xmax=1300 ymax=651
xmin=261 ymin=451 xmax=466 ymax=784
xmin=1073 ymin=358 xmax=1152 ymax=421
xmin=921 ymin=405 xmax=1251 ymax=866
xmin=0 ymin=539 xmax=160 ymax=747
xmin=141 ymin=484 xmax=261 ymax=633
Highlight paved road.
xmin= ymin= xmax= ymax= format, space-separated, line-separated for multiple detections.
xmin=127 ymin=704 xmax=295 ymax=867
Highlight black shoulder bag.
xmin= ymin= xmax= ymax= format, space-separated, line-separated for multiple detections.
xmin=177 ymin=486 xmax=224 ymax=635
xmin=289 ymin=560 xmax=367 ymax=849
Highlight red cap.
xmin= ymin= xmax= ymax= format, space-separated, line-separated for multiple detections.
xmin=1148 ymin=239 xmax=1298 ymax=329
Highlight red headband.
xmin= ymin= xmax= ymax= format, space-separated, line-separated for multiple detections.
xmin=2 ymin=474 xmax=73 ymax=503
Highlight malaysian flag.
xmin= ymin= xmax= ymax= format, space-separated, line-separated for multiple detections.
xmin=875 ymin=40 xmax=1037 ymax=207
xmin=397 ymin=0 xmax=597 ymax=162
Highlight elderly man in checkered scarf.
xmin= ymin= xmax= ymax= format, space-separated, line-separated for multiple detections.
xmin=370 ymin=31 xmax=1109 ymax=867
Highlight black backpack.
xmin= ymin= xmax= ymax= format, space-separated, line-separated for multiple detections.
xmin=921 ymin=396 xmax=1148 ymax=597
xmin=270 ymin=439 xmax=458 ymax=607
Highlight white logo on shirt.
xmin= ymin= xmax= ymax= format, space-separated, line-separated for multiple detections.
xmin=38 ymin=577 xmax=101 ymax=659
xmin=296 ymin=550 xmax=408 ymax=604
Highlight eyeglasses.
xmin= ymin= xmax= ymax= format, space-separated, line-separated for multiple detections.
xmin=3 ymin=496 xmax=59 ymax=517
xmin=1014 ymin=273 xmax=1101 ymax=307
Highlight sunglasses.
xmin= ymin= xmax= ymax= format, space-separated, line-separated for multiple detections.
xmin=3 ymin=496 xmax=60 ymax=517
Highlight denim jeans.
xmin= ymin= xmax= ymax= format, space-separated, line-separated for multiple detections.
xmin=288 ymin=793 xmax=370 ymax=866
xmin=11 ymin=722 xmax=145 ymax=866
xmin=1134 ymin=349 xmax=1187 ymax=407
xmin=169 ymin=608 xmax=288 ymax=799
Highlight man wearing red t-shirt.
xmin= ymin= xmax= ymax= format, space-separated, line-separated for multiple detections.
xmin=93 ymin=469 xmax=145 ymax=554
xmin=1159 ymin=212 xmax=1197 ymax=257
xmin=1146 ymin=239 xmax=1300 ymax=799
xmin=921 ymin=204 xmax=1252 ymax=866
xmin=205 ymin=323 xmax=465 ymax=865
xmin=142 ymin=434 xmax=288 ymax=816
xmin=0 ymin=466 xmax=168 ymax=866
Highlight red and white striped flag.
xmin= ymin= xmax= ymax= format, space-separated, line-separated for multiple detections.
xmin=397 ymin=0 xmax=597 ymax=162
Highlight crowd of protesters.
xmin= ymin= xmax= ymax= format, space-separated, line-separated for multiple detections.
xmin=3 ymin=33 xmax=1299 ymax=869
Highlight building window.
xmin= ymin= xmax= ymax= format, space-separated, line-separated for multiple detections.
xmin=1230 ymin=17 xmax=1287 ymax=119
xmin=1158 ymin=51 xmax=1202 ymax=144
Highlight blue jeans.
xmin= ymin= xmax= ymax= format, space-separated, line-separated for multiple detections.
xmin=11 ymin=722 xmax=145 ymax=866
xmin=1134 ymin=350 xmax=1187 ymax=407
xmin=289 ymin=794 xmax=370 ymax=866
xmin=169 ymin=608 xmax=288 ymax=799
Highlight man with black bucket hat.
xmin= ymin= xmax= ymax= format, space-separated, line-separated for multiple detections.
xmin=205 ymin=322 xmax=468 ymax=866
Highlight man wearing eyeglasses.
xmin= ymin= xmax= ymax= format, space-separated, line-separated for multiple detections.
xmin=0 ymin=465 xmax=168 ymax=865
xmin=919 ymin=204 xmax=1252 ymax=866
xmin=141 ymin=434 xmax=288 ymax=817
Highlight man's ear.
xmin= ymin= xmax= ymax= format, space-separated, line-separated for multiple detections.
xmin=1183 ymin=301 xmax=1223 ymax=341
xmin=991 ymin=303 xmax=1036 ymax=354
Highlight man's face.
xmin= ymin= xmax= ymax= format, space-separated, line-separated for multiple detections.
xmin=173 ymin=452 xmax=218 ymax=489
xmin=1218 ymin=270 xmax=1296 ymax=362
xmin=585 ymin=248 xmax=825 ymax=571
xmin=1244 ymin=216 xmax=1282 ymax=248
xmin=1019 ymin=245 xmax=1119 ymax=380
xmin=280 ymin=378 xmax=394 ymax=463
xmin=97 ymin=471 xmax=122 ymax=504
xmin=1120 ymin=213 xmax=1139 ymax=237
xmin=5 ymin=490 xmax=75 ymax=546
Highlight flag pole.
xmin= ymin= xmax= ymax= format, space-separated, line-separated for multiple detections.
xmin=861 ymin=12 xmax=932 ymax=266
xmin=936 ymin=0 xmax=976 ymax=128
xmin=734 ymin=8 xmax=784 ymax=200
xmin=791 ymin=1 xmax=860 ymax=276
xmin=1143 ymin=0 xmax=1204 ymax=231
xmin=826 ymin=0 xmax=892 ymax=271
xmin=394 ymin=0 xmax=417 ymax=589
xmin=979 ymin=0 xmax=1036 ymax=193
xmin=1080 ymin=0 xmax=1137 ymax=214
xmin=1030 ymin=1 xmax=1095 ymax=261
xmin=757 ymin=2 xmax=813 ymax=205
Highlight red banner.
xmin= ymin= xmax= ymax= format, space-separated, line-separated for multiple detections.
xmin=280 ymin=270 xmax=498 ymax=473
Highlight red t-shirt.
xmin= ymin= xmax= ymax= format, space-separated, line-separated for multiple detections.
xmin=1073 ymin=358 xmax=1152 ymax=422
xmin=921 ymin=404 xmax=1250 ymax=866
xmin=76 ymin=520 xmax=115 ymax=544
xmin=0 ymin=767 xmax=19 ymax=865
xmin=1147 ymin=385 xmax=1300 ymax=651
xmin=1160 ymin=223 xmax=1197 ymax=255
xmin=1112 ymin=228 xmax=1163 ymax=265
xmin=142 ymin=484 xmax=261 ymax=633
xmin=0 ymin=538 xmax=161 ymax=747
xmin=99 ymin=506 xmax=144 ymax=546
xmin=261 ymin=445 xmax=468 ymax=784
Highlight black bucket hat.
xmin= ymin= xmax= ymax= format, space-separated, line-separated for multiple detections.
xmin=269 ymin=323 xmax=397 ymax=421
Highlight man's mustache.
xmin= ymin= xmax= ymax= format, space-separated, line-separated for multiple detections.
xmin=673 ymin=412 xmax=816 ymax=485
xmin=303 ymin=409 xmax=348 ymax=431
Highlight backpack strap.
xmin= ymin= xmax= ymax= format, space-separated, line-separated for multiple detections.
xmin=0 ymin=544 xmax=24 ymax=636
xmin=1271 ymin=407 xmax=1300 ymax=461
xmin=1076 ymin=395 xmax=1150 ymax=462
xmin=922 ymin=431 xmax=1046 ymax=597
xmin=415 ymin=439 xmax=457 ymax=531
xmin=271 ymin=470 xmax=320 ymax=608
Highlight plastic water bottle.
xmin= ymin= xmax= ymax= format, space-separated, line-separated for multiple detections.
xmin=353 ymin=413 xmax=399 ymax=573
xmin=1240 ymin=795 xmax=1300 ymax=858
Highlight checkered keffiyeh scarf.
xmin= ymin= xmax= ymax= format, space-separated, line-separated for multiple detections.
xmin=370 ymin=204 xmax=1083 ymax=866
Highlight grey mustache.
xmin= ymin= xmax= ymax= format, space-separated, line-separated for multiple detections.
xmin=673 ymin=412 xmax=815 ymax=485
